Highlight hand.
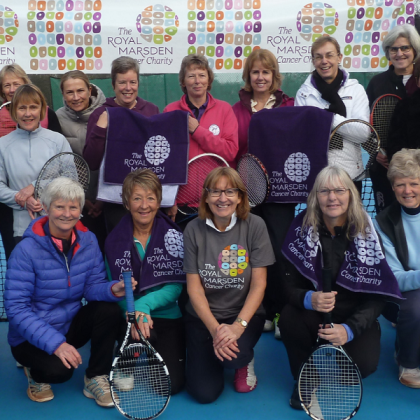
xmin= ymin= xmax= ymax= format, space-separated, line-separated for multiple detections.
xmin=15 ymin=184 xmax=35 ymax=207
xmin=164 ymin=205 xmax=178 ymax=222
xmin=84 ymin=199 xmax=103 ymax=218
xmin=188 ymin=115 xmax=199 ymax=134
xmin=130 ymin=311 xmax=154 ymax=340
xmin=54 ymin=342 xmax=82 ymax=369
xmin=26 ymin=196 xmax=42 ymax=219
xmin=376 ymin=151 xmax=389 ymax=169
xmin=214 ymin=341 xmax=240 ymax=362
xmin=318 ymin=323 xmax=348 ymax=346
xmin=111 ymin=276 xmax=137 ymax=297
xmin=311 ymin=291 xmax=337 ymax=313
xmin=97 ymin=111 xmax=108 ymax=129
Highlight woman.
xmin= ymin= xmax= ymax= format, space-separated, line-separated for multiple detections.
xmin=0 ymin=64 xmax=62 ymax=258
xmin=83 ymin=56 xmax=159 ymax=233
xmin=56 ymin=70 xmax=106 ymax=250
xmin=5 ymin=177 xmax=131 ymax=405
xmin=0 ymin=84 xmax=71 ymax=242
xmin=295 ymin=36 xmax=370 ymax=187
xmin=367 ymin=24 xmax=420 ymax=214
xmin=387 ymin=61 xmax=420 ymax=163
xmin=105 ymin=169 xmax=186 ymax=395
xmin=233 ymin=48 xmax=294 ymax=335
xmin=183 ymin=167 xmax=275 ymax=403
xmin=280 ymin=166 xmax=401 ymax=409
xmin=163 ymin=54 xmax=238 ymax=167
xmin=232 ymin=48 xmax=294 ymax=163
xmin=375 ymin=149 xmax=420 ymax=388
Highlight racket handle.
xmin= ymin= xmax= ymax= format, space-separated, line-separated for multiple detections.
xmin=122 ymin=270 xmax=135 ymax=314
xmin=322 ymin=267 xmax=333 ymax=325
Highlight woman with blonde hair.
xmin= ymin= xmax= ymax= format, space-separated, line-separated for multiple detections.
xmin=281 ymin=165 xmax=401 ymax=409
xmin=183 ymin=167 xmax=275 ymax=402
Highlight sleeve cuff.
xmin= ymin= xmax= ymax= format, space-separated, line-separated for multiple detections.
xmin=304 ymin=291 xmax=314 ymax=310
xmin=342 ymin=324 xmax=354 ymax=342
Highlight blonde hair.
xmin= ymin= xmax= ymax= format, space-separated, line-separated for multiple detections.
xmin=303 ymin=166 xmax=368 ymax=239
xmin=10 ymin=84 xmax=47 ymax=123
xmin=0 ymin=64 xmax=30 ymax=101
xmin=388 ymin=149 xmax=420 ymax=185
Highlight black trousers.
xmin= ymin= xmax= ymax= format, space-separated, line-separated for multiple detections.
xmin=369 ymin=161 xmax=395 ymax=214
xmin=11 ymin=301 xmax=121 ymax=383
xmin=0 ymin=202 xmax=15 ymax=259
xmin=280 ymin=304 xmax=381 ymax=380
xmin=252 ymin=203 xmax=296 ymax=319
xmin=184 ymin=313 xmax=264 ymax=404
xmin=118 ymin=316 xmax=186 ymax=395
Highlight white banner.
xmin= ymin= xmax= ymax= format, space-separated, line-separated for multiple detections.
xmin=0 ymin=0 xmax=414 ymax=74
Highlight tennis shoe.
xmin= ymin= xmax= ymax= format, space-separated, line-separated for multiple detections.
xmin=83 ymin=374 xmax=114 ymax=407
xmin=113 ymin=372 xmax=135 ymax=391
xmin=399 ymin=366 xmax=420 ymax=388
xmin=263 ymin=319 xmax=274 ymax=332
xmin=274 ymin=313 xmax=281 ymax=340
xmin=234 ymin=357 xmax=257 ymax=393
xmin=24 ymin=367 xmax=54 ymax=403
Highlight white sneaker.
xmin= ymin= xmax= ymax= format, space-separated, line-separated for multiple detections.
xmin=399 ymin=366 xmax=420 ymax=388
xmin=263 ymin=319 xmax=274 ymax=332
xmin=113 ymin=372 xmax=134 ymax=391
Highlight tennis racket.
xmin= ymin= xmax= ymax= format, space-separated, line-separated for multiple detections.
xmin=34 ymin=152 xmax=90 ymax=215
xmin=298 ymin=266 xmax=363 ymax=420
xmin=329 ymin=119 xmax=380 ymax=182
xmin=370 ymin=94 xmax=401 ymax=152
xmin=237 ymin=153 xmax=270 ymax=207
xmin=110 ymin=271 xmax=171 ymax=420
xmin=0 ymin=101 xmax=14 ymax=138
xmin=177 ymin=153 xmax=229 ymax=216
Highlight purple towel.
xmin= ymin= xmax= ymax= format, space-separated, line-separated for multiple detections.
xmin=248 ymin=106 xmax=332 ymax=203
xmin=104 ymin=108 xmax=189 ymax=185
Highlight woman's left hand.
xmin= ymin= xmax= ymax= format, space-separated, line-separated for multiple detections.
xmin=131 ymin=311 xmax=154 ymax=340
xmin=15 ymin=184 xmax=35 ymax=207
xmin=188 ymin=115 xmax=199 ymax=134
xmin=318 ymin=323 xmax=348 ymax=346
xmin=111 ymin=276 xmax=137 ymax=297
xmin=213 ymin=322 xmax=244 ymax=350
xmin=26 ymin=197 xmax=42 ymax=218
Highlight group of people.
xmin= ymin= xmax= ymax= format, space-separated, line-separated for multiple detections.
xmin=2 ymin=21 xmax=420 ymax=413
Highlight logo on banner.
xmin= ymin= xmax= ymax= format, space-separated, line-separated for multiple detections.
xmin=284 ymin=152 xmax=310 ymax=183
xmin=27 ymin=0 xmax=103 ymax=72
xmin=187 ymin=0 xmax=262 ymax=71
xmin=136 ymin=4 xmax=179 ymax=44
xmin=164 ymin=229 xmax=184 ymax=258
xmin=0 ymin=5 xmax=18 ymax=43
xmin=343 ymin=0 xmax=415 ymax=70
xmin=144 ymin=135 xmax=171 ymax=165
xmin=218 ymin=244 xmax=249 ymax=276
xmin=296 ymin=2 xmax=339 ymax=42
xmin=355 ymin=230 xmax=384 ymax=266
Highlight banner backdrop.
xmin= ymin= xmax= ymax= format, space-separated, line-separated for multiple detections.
xmin=0 ymin=0 xmax=414 ymax=74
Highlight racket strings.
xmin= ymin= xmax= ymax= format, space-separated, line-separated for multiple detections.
xmin=299 ymin=346 xmax=362 ymax=420
xmin=371 ymin=96 xmax=400 ymax=148
xmin=111 ymin=344 xmax=170 ymax=420
xmin=237 ymin=156 xmax=269 ymax=207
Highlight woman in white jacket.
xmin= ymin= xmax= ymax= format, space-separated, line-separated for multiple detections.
xmin=295 ymin=36 xmax=370 ymax=191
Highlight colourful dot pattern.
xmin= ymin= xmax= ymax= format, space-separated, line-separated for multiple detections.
xmin=136 ymin=4 xmax=179 ymax=44
xmin=187 ymin=0 xmax=262 ymax=71
xmin=284 ymin=152 xmax=311 ymax=183
xmin=0 ymin=5 xmax=18 ymax=44
xmin=218 ymin=244 xmax=249 ymax=277
xmin=27 ymin=0 xmax=102 ymax=72
xmin=297 ymin=2 xmax=339 ymax=42
xmin=343 ymin=0 xmax=414 ymax=70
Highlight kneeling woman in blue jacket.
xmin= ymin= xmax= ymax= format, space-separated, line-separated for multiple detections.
xmin=5 ymin=177 xmax=135 ymax=406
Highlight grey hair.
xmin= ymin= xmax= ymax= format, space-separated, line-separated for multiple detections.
xmin=303 ymin=165 xmax=369 ymax=239
xmin=388 ymin=148 xmax=420 ymax=185
xmin=41 ymin=177 xmax=85 ymax=212
xmin=111 ymin=56 xmax=139 ymax=88
xmin=383 ymin=23 xmax=420 ymax=60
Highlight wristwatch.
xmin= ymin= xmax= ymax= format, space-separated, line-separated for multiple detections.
xmin=235 ymin=317 xmax=248 ymax=328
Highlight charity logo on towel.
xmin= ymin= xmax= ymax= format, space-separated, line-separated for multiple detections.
xmin=164 ymin=229 xmax=184 ymax=259
xmin=145 ymin=135 xmax=171 ymax=165
xmin=284 ymin=152 xmax=311 ymax=183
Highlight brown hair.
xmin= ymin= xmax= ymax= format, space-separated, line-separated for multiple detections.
xmin=0 ymin=64 xmax=31 ymax=101
xmin=179 ymin=54 xmax=214 ymax=94
xmin=111 ymin=56 xmax=139 ymax=88
xmin=242 ymin=48 xmax=282 ymax=93
xmin=199 ymin=167 xmax=250 ymax=220
xmin=122 ymin=168 xmax=162 ymax=209
xmin=10 ymin=84 xmax=47 ymax=123
xmin=311 ymin=35 xmax=342 ymax=57
xmin=60 ymin=70 xmax=97 ymax=97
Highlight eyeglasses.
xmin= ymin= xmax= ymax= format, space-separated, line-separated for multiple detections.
xmin=206 ymin=188 xmax=239 ymax=197
xmin=312 ymin=52 xmax=339 ymax=63
xmin=317 ymin=188 xmax=349 ymax=196
xmin=388 ymin=45 xmax=412 ymax=54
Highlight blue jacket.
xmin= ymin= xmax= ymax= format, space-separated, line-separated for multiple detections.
xmin=5 ymin=216 xmax=121 ymax=354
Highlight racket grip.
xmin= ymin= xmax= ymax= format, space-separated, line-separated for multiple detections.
xmin=322 ymin=267 xmax=333 ymax=325
xmin=122 ymin=271 xmax=135 ymax=314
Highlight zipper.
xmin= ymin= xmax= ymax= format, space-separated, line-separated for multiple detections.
xmin=63 ymin=253 xmax=71 ymax=288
